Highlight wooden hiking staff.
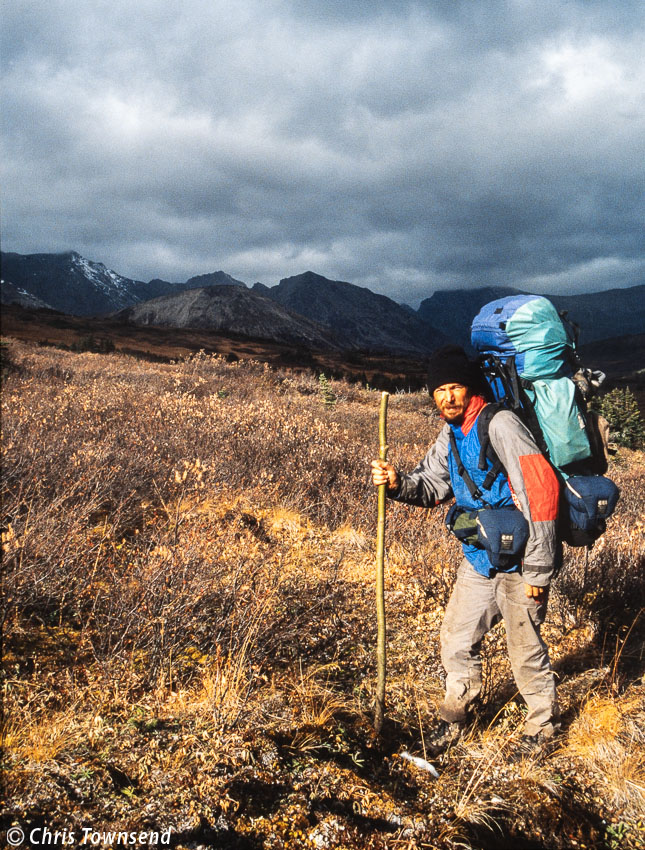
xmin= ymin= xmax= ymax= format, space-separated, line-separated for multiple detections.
xmin=374 ymin=391 xmax=389 ymax=734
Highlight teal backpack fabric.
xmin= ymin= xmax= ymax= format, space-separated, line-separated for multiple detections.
xmin=524 ymin=378 xmax=591 ymax=469
xmin=471 ymin=294 xmax=591 ymax=472
xmin=502 ymin=296 xmax=573 ymax=380
xmin=470 ymin=294 xmax=620 ymax=548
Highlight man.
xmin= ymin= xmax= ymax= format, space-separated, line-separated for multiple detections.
xmin=371 ymin=345 xmax=561 ymax=755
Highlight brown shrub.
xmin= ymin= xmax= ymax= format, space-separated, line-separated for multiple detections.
xmin=4 ymin=342 xmax=641 ymax=682
xmin=1 ymin=344 xmax=439 ymax=689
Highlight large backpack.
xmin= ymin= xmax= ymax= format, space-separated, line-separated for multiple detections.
xmin=470 ymin=294 xmax=620 ymax=547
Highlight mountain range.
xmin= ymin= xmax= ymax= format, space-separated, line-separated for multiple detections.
xmin=253 ymin=271 xmax=446 ymax=354
xmin=0 ymin=251 xmax=446 ymax=354
xmin=2 ymin=250 xmax=643 ymax=354
xmin=116 ymin=284 xmax=342 ymax=351
xmin=0 ymin=251 xmax=246 ymax=316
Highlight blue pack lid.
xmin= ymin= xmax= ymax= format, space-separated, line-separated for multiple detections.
xmin=471 ymin=295 xmax=537 ymax=356
xmin=471 ymin=294 xmax=574 ymax=380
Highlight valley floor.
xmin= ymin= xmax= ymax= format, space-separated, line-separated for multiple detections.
xmin=2 ymin=341 xmax=644 ymax=849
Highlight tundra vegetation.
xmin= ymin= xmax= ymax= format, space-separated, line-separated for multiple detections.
xmin=2 ymin=339 xmax=644 ymax=850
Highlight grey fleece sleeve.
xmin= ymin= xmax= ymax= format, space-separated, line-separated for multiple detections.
xmin=489 ymin=410 xmax=560 ymax=586
xmin=387 ymin=425 xmax=453 ymax=508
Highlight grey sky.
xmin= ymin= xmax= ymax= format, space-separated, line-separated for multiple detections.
xmin=2 ymin=0 xmax=644 ymax=305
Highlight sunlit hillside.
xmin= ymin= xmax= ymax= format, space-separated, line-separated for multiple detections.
xmin=2 ymin=340 xmax=644 ymax=849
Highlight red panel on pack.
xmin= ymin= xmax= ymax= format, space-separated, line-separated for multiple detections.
xmin=519 ymin=454 xmax=559 ymax=522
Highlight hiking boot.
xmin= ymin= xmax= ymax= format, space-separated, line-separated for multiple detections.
xmin=509 ymin=730 xmax=560 ymax=762
xmin=424 ymin=719 xmax=465 ymax=756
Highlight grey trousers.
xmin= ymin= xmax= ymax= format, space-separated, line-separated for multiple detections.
xmin=439 ymin=559 xmax=560 ymax=738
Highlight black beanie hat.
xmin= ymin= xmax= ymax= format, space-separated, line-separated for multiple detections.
xmin=427 ymin=345 xmax=481 ymax=395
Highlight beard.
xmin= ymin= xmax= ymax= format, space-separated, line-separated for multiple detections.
xmin=438 ymin=403 xmax=467 ymax=424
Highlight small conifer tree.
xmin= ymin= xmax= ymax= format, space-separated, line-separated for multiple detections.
xmin=598 ymin=387 xmax=645 ymax=449
xmin=318 ymin=373 xmax=337 ymax=407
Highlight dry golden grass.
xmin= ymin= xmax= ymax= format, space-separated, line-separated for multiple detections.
xmin=1 ymin=701 xmax=83 ymax=764
xmin=565 ymin=693 xmax=645 ymax=817
xmin=2 ymin=338 xmax=645 ymax=849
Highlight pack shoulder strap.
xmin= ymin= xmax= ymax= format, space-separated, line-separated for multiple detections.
xmin=476 ymin=403 xmax=506 ymax=489
xmin=448 ymin=428 xmax=488 ymax=503
xmin=448 ymin=402 xmax=506 ymax=505
xmin=484 ymin=354 xmax=551 ymax=461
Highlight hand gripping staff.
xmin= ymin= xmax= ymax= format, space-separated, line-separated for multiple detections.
xmin=374 ymin=391 xmax=389 ymax=734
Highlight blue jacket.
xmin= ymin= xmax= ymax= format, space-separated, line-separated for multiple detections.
xmin=389 ymin=397 xmax=560 ymax=584
xmin=446 ymin=414 xmax=518 ymax=576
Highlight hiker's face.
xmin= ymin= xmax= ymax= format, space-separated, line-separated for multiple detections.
xmin=433 ymin=383 xmax=472 ymax=423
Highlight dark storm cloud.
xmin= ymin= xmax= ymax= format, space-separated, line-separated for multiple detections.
xmin=2 ymin=0 xmax=644 ymax=304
